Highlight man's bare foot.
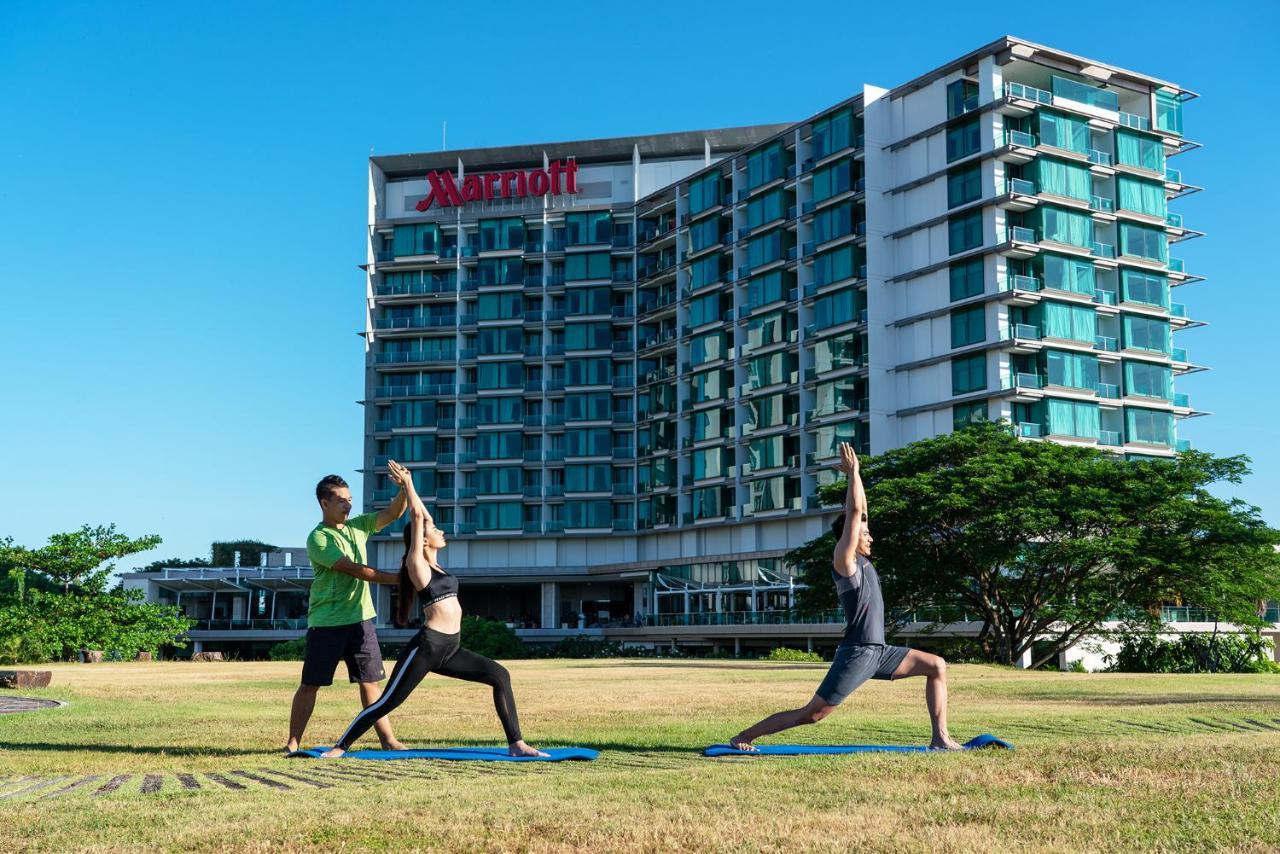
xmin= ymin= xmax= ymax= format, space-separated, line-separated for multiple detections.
xmin=508 ymin=740 xmax=549 ymax=758
xmin=729 ymin=733 xmax=758 ymax=752
xmin=319 ymin=747 xmax=346 ymax=759
xmin=929 ymin=735 xmax=964 ymax=750
xmin=380 ymin=739 xmax=407 ymax=751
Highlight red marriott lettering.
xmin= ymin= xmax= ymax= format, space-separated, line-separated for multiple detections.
xmin=416 ymin=159 xmax=580 ymax=211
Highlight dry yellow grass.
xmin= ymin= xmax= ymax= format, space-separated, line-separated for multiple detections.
xmin=1 ymin=660 xmax=1278 ymax=852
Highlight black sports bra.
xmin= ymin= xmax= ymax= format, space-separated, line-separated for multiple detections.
xmin=420 ymin=566 xmax=459 ymax=609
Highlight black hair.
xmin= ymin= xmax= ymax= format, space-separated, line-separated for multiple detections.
xmin=396 ymin=521 xmax=417 ymax=628
xmin=315 ymin=475 xmax=349 ymax=503
xmin=830 ymin=511 xmax=868 ymax=540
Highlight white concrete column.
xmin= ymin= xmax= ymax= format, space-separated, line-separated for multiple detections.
xmin=540 ymin=582 xmax=558 ymax=629
xmin=1014 ymin=647 xmax=1032 ymax=669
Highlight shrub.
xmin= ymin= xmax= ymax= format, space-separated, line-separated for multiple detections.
xmin=1107 ymin=631 xmax=1279 ymax=674
xmin=764 ymin=647 xmax=824 ymax=662
xmin=268 ymin=638 xmax=307 ymax=661
xmin=460 ymin=616 xmax=526 ymax=659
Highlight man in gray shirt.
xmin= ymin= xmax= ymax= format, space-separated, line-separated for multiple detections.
xmin=729 ymin=442 xmax=962 ymax=751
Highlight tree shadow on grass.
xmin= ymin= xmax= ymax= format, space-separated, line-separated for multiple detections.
xmin=1016 ymin=693 xmax=1280 ymax=707
xmin=562 ymin=662 xmax=828 ymax=671
xmin=0 ymin=742 xmax=268 ymax=758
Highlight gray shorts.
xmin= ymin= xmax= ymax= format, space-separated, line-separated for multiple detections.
xmin=815 ymin=643 xmax=911 ymax=706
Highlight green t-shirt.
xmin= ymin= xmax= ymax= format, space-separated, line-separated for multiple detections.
xmin=305 ymin=512 xmax=382 ymax=628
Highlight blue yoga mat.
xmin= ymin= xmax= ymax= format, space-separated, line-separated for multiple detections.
xmin=291 ymin=746 xmax=599 ymax=762
xmin=703 ymin=733 xmax=1012 ymax=756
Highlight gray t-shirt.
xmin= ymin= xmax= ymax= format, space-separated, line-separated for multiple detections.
xmin=832 ymin=554 xmax=885 ymax=645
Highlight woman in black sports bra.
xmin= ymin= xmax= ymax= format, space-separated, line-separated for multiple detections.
xmin=322 ymin=460 xmax=546 ymax=757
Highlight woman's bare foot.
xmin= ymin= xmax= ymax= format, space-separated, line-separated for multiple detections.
xmin=729 ymin=733 xmax=759 ymax=752
xmin=319 ymin=747 xmax=346 ymax=759
xmin=380 ymin=739 xmax=407 ymax=751
xmin=284 ymin=738 xmax=300 ymax=754
xmin=508 ymin=740 xmax=549 ymax=758
xmin=929 ymin=734 xmax=964 ymax=750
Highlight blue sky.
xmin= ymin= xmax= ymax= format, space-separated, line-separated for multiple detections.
xmin=2 ymin=1 xmax=1277 ymax=568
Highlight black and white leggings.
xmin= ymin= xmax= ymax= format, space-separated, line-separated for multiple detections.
xmin=334 ymin=626 xmax=522 ymax=750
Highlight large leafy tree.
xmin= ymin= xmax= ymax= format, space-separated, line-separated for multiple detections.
xmin=15 ymin=525 xmax=161 ymax=594
xmin=789 ymin=422 xmax=1280 ymax=669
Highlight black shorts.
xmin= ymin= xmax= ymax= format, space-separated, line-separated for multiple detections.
xmin=300 ymin=619 xmax=386 ymax=686
xmin=815 ymin=643 xmax=911 ymax=706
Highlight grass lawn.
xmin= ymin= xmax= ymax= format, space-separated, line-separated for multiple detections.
xmin=1 ymin=659 xmax=1278 ymax=852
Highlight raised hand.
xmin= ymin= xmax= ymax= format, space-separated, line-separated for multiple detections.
xmin=387 ymin=460 xmax=413 ymax=490
xmin=834 ymin=442 xmax=859 ymax=475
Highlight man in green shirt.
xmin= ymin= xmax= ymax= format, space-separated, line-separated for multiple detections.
xmin=285 ymin=471 xmax=409 ymax=754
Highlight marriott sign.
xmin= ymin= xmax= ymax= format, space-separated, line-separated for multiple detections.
xmin=416 ymin=159 xmax=580 ymax=211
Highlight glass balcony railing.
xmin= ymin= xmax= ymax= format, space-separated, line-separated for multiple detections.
xmin=1172 ymin=347 xmax=1188 ymax=363
xmin=1052 ymin=76 xmax=1120 ymax=112
xmin=1001 ymin=372 xmax=1044 ymax=390
xmin=1168 ymin=258 xmax=1185 ymax=273
xmin=1174 ymin=393 xmax=1190 ymax=408
xmin=1007 ymin=177 xmax=1037 ymax=195
xmin=1093 ymin=289 xmax=1117 ymax=306
xmin=1165 ymin=212 xmax=1184 ymax=228
xmin=1099 ymin=430 xmax=1123 ymax=446
xmin=1017 ymin=421 xmax=1044 ymax=438
xmin=1087 ymin=148 xmax=1114 ymax=167
xmin=1091 ymin=241 xmax=1116 ymax=258
xmin=1097 ymin=382 xmax=1120 ymax=399
xmin=1094 ymin=335 xmax=1118 ymax=352
xmin=1000 ymin=273 xmax=1042 ymax=293
xmin=1170 ymin=302 xmax=1187 ymax=318
xmin=1118 ymin=111 xmax=1151 ymax=131
xmin=1002 ymin=323 xmax=1042 ymax=341
xmin=1004 ymin=81 xmax=1052 ymax=104
xmin=1165 ymin=166 xmax=1183 ymax=184
xmin=1003 ymin=225 xmax=1039 ymax=244
xmin=1176 ymin=438 xmax=1192 ymax=452
xmin=1005 ymin=129 xmax=1038 ymax=148
xmin=1090 ymin=195 xmax=1114 ymax=212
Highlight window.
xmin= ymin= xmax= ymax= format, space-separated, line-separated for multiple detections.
xmin=1050 ymin=76 xmax=1118 ymax=112
xmin=950 ymin=305 xmax=985 ymax=348
xmin=812 ymin=108 xmax=857 ymax=159
xmin=1119 ymin=223 xmax=1167 ymax=262
xmin=475 ymin=431 xmax=522 ymax=459
xmin=1036 ymin=158 xmax=1091 ymax=201
xmin=475 ymin=502 xmax=522 ymax=531
xmin=1124 ymin=361 xmax=1173 ymax=400
xmin=953 ymin=401 xmax=987 ymax=431
xmin=478 ymin=218 xmax=524 ymax=251
xmin=689 ymin=254 xmax=725 ymax=289
xmin=393 ymin=223 xmax=440 ymax=256
xmin=744 ymin=311 xmax=794 ymax=350
xmin=1122 ymin=315 xmax=1171 ymax=354
xmin=746 ymin=270 xmax=789 ymax=309
xmin=814 ymin=420 xmax=862 ymax=457
xmin=564 ymin=212 xmax=611 ymax=246
xmin=747 ymin=393 xmax=797 ymax=430
xmin=564 ymin=428 xmax=612 ymax=456
xmin=565 ymin=464 xmax=611 ymax=492
xmin=565 ymin=252 xmax=611 ymax=281
xmin=477 ymin=361 xmax=522 ymax=390
xmin=690 ymin=368 xmax=728 ymax=402
xmin=1155 ymin=90 xmax=1183 ymax=136
xmin=690 ymin=407 xmax=729 ymax=442
xmin=949 ymin=258 xmax=984 ymax=301
xmin=1045 ymin=350 xmax=1099 ymax=389
xmin=1037 ymin=110 xmax=1089 ymax=154
xmin=1115 ymin=130 xmax=1164 ymax=172
xmin=948 ymin=210 xmax=983 ymax=254
xmin=946 ymin=118 xmax=981 ymax=162
xmin=565 ymin=322 xmax=611 ymax=351
xmin=746 ymin=142 xmax=786 ymax=189
xmin=746 ymin=189 xmax=788 ymax=230
xmin=1117 ymin=177 xmax=1167 ymax=218
xmin=687 ymin=172 xmax=722 ymax=214
xmin=812 ymin=201 xmax=856 ymax=243
xmin=747 ymin=351 xmax=796 ymax=389
xmin=812 ymin=245 xmax=863 ymax=286
xmin=947 ymin=79 xmax=979 ymax=119
xmin=951 ymin=353 xmax=986 ymax=394
xmin=475 ymin=396 xmax=522 ymax=424
xmin=476 ymin=258 xmax=521 ymax=285
xmin=1039 ymin=205 xmax=1094 ymax=249
xmin=689 ymin=217 xmax=721 ymax=252
xmin=478 ymin=292 xmax=522 ymax=321
xmin=812 ymin=331 xmax=865 ymax=373
xmin=813 ymin=288 xmax=861 ymax=330
xmin=475 ymin=467 xmax=522 ymax=495
xmin=813 ymin=376 xmax=861 ymax=416
xmin=1120 ymin=270 xmax=1169 ymax=308
xmin=477 ymin=327 xmax=522 ymax=356
xmin=1125 ymin=407 xmax=1174 ymax=446
xmin=565 ymin=357 xmax=611 ymax=386
xmin=747 ymin=229 xmax=789 ymax=269
xmin=1045 ymin=398 xmax=1101 ymax=439
xmin=1042 ymin=301 xmax=1096 ymax=343
xmin=566 ymin=287 xmax=610 ymax=315
xmin=689 ymin=331 xmax=727 ymax=366
xmin=688 ymin=292 xmax=724 ymax=327
xmin=1041 ymin=253 xmax=1095 ymax=295
xmin=947 ymin=164 xmax=982 ymax=208
xmin=812 ymin=159 xmax=856 ymax=201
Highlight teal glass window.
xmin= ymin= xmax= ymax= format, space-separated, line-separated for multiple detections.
xmin=812 ymin=331 xmax=865 ymax=372
xmin=564 ymin=212 xmax=611 ymax=246
xmin=1117 ymin=177 xmax=1167 ymax=218
xmin=746 ymin=270 xmax=790 ymax=309
xmin=1039 ymin=205 xmax=1094 ymax=248
xmin=952 ymin=401 xmax=987 ymax=431
xmin=565 ymin=357 xmax=611 ymax=386
xmin=478 ymin=292 xmax=522 ymax=320
xmin=1122 ymin=315 xmax=1171 ymax=353
xmin=951 ymin=305 xmax=985 ymax=347
xmin=690 ymin=407 xmax=729 ymax=442
xmin=1041 ymin=253 xmax=1095 ymax=295
xmin=1050 ymin=76 xmax=1118 ymax=112
xmin=814 ymin=420 xmax=861 ymax=457
xmin=475 ymin=467 xmax=522 ymax=495
xmin=812 ymin=159 xmax=856 ymax=202
xmin=1125 ymin=407 xmax=1174 ymax=446
xmin=1042 ymin=301 xmax=1096 ymax=342
xmin=565 ymin=322 xmax=611 ymax=351
xmin=747 ymin=229 xmax=789 ymax=269
xmin=1045 ymin=398 xmax=1101 ymax=439
xmin=689 ymin=253 xmax=726 ymax=289
xmin=747 ymin=393 xmax=796 ymax=429
xmin=947 ymin=79 xmax=979 ymax=119
xmin=1115 ymin=130 xmax=1164 ymax=172
xmin=949 ymin=258 xmax=984 ymax=301
xmin=813 ymin=287 xmax=861 ymax=330
xmin=477 ymin=327 xmax=522 ymax=355
xmin=948 ymin=210 xmax=983 ymax=254
xmin=812 ymin=244 xmax=863 ymax=286
xmin=564 ymin=428 xmax=612 ymax=456
xmin=475 ymin=431 xmax=522 ymax=459
xmin=951 ymin=353 xmax=986 ymax=394
xmin=689 ymin=217 xmax=721 ymax=253
xmin=1037 ymin=110 xmax=1089 ymax=154
xmin=564 ymin=500 xmax=612 ymax=528
xmin=478 ymin=218 xmax=524 ymax=251
xmin=692 ymin=446 xmax=732 ymax=479
xmin=476 ymin=258 xmax=521 ymax=285
xmin=1119 ymin=223 xmax=1167 ymax=262
xmin=1045 ymin=350 xmax=1098 ymax=389
xmin=691 ymin=485 xmax=731 ymax=520
xmin=946 ymin=118 xmax=981 ymax=162
xmin=947 ymin=164 xmax=982 ymax=208
xmin=746 ymin=142 xmax=787 ymax=190
xmin=477 ymin=361 xmax=522 ymax=390
xmin=812 ymin=109 xmax=856 ymax=159
xmin=746 ymin=189 xmax=787 ymax=230
xmin=691 ymin=369 xmax=728 ymax=403
xmin=1155 ymin=90 xmax=1183 ymax=136
xmin=689 ymin=330 xmax=727 ymax=366
xmin=1120 ymin=270 xmax=1169 ymax=308
xmin=750 ymin=476 xmax=799 ymax=512
xmin=747 ymin=351 xmax=796 ymax=389
xmin=475 ymin=502 xmax=522 ymax=530
xmin=812 ymin=201 xmax=857 ymax=243
xmin=688 ymin=172 xmax=722 ymax=214
xmin=745 ymin=311 xmax=793 ymax=350
xmin=813 ymin=376 xmax=861 ymax=416
xmin=566 ymin=287 xmax=610 ymax=315
xmin=393 ymin=223 xmax=441 ymax=256
xmin=565 ymin=252 xmax=611 ymax=281
xmin=565 ymin=464 xmax=611 ymax=492
xmin=1036 ymin=157 xmax=1091 ymax=201
xmin=1123 ymin=361 xmax=1173 ymax=400
xmin=747 ymin=436 xmax=788 ymax=470
xmin=475 ymin=396 xmax=522 ymax=424
xmin=688 ymin=292 xmax=724 ymax=327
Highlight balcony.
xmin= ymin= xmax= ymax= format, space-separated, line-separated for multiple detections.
xmin=1093 ymin=289 xmax=1117 ymax=306
xmin=1000 ymin=273 xmax=1041 ymax=293
xmin=1172 ymin=347 xmax=1188 ymax=363
xmin=1004 ymin=225 xmax=1039 ymax=244
xmin=1017 ymin=422 xmax=1044 ymax=438
xmin=1005 ymin=129 xmax=1038 ymax=148
xmin=1165 ymin=212 xmax=1184 ymax=229
xmin=1090 ymin=195 xmax=1114 ymax=213
xmin=1099 ymin=430 xmax=1123 ymax=447
xmin=374 ymin=350 xmax=456 ymax=365
xmin=1170 ymin=302 xmax=1187 ymax=319
xmin=1001 ymin=372 xmax=1044 ymax=390
xmin=1174 ymin=392 xmax=1190 ymax=408
xmin=1004 ymin=81 xmax=1052 ymax=104
xmin=1091 ymin=241 xmax=1115 ymax=259
xmin=1007 ymin=177 xmax=1036 ymax=196
xmin=1165 ymin=166 xmax=1183 ymax=184
xmin=1168 ymin=258 xmax=1185 ymax=273
xmin=1176 ymin=438 xmax=1192 ymax=452
xmin=1001 ymin=322 xmax=1042 ymax=341
xmin=1094 ymin=335 xmax=1118 ymax=352
xmin=1097 ymin=382 xmax=1120 ymax=399
xmin=1087 ymin=149 xmax=1114 ymax=167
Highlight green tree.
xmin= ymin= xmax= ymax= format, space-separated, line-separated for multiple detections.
xmin=14 ymin=525 xmax=161 ymax=594
xmin=789 ymin=422 xmax=1280 ymax=669
xmin=133 ymin=557 xmax=213 ymax=573
xmin=211 ymin=540 xmax=277 ymax=567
